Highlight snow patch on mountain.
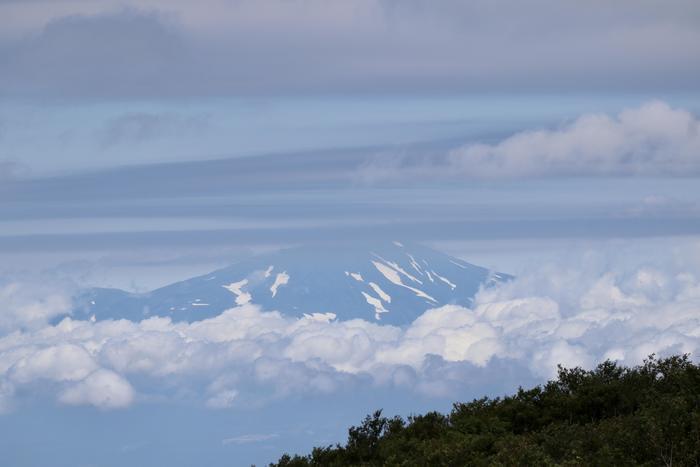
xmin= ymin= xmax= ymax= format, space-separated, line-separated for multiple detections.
xmin=407 ymin=253 xmax=423 ymax=275
xmin=432 ymin=270 xmax=456 ymax=290
xmin=372 ymin=260 xmax=437 ymax=303
xmin=373 ymin=254 xmax=423 ymax=284
xmin=223 ymin=279 xmax=252 ymax=305
xmin=270 ymin=272 xmax=289 ymax=298
xmin=361 ymin=292 xmax=388 ymax=320
xmin=369 ymin=282 xmax=391 ymax=303
xmin=345 ymin=272 xmax=364 ymax=282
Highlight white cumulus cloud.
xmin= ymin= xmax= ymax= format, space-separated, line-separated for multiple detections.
xmin=447 ymin=101 xmax=700 ymax=178
xmin=0 ymin=280 xmax=73 ymax=334
xmin=58 ymin=369 xmax=134 ymax=409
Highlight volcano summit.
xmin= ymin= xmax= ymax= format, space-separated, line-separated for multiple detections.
xmin=75 ymin=242 xmax=510 ymax=326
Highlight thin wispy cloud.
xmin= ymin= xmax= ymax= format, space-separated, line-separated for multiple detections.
xmin=222 ymin=433 xmax=279 ymax=445
xmin=97 ymin=112 xmax=211 ymax=148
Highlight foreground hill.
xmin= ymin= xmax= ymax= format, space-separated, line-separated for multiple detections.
xmin=74 ymin=242 xmax=509 ymax=325
xmin=271 ymin=355 xmax=700 ymax=466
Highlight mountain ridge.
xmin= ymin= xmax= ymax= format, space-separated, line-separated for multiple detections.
xmin=73 ymin=242 xmax=511 ymax=326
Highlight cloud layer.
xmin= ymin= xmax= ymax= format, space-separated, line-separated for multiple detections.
xmin=447 ymin=101 xmax=700 ymax=178
xmin=1 ymin=1 xmax=699 ymax=97
xmin=1 ymin=241 xmax=700 ymax=411
xmin=360 ymin=101 xmax=700 ymax=180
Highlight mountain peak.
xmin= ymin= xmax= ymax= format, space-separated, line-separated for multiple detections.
xmin=75 ymin=242 xmax=510 ymax=326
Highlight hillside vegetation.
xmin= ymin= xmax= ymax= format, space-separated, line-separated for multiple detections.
xmin=271 ymin=355 xmax=700 ymax=466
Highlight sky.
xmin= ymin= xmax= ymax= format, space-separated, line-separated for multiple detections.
xmin=1 ymin=0 xmax=700 ymax=466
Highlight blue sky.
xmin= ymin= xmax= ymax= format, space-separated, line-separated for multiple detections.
xmin=1 ymin=1 xmax=700 ymax=465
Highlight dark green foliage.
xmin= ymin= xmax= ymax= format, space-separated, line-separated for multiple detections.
xmin=270 ymin=355 xmax=700 ymax=466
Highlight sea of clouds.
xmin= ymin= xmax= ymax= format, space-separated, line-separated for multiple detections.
xmin=1 ymin=240 xmax=699 ymax=413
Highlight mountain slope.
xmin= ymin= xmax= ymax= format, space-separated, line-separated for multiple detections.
xmin=74 ymin=242 xmax=510 ymax=326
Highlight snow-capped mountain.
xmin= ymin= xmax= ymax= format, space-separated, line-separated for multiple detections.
xmin=74 ymin=242 xmax=511 ymax=326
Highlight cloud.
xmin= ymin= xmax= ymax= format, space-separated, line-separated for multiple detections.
xmin=626 ymin=195 xmax=700 ymax=218
xmin=0 ymin=9 xmax=185 ymax=99
xmin=362 ymin=101 xmax=700 ymax=180
xmin=96 ymin=112 xmax=211 ymax=148
xmin=8 ymin=343 xmax=97 ymax=384
xmin=58 ymin=369 xmax=134 ymax=409
xmin=222 ymin=433 xmax=279 ymax=445
xmin=0 ymin=379 xmax=13 ymax=414
xmin=1 ymin=241 xmax=700 ymax=411
xmin=0 ymin=279 xmax=73 ymax=334
xmin=1 ymin=1 xmax=699 ymax=97
xmin=448 ymin=101 xmax=700 ymax=178
xmin=0 ymin=160 xmax=29 ymax=181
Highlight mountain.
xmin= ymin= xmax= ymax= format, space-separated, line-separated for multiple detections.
xmin=73 ymin=242 xmax=511 ymax=326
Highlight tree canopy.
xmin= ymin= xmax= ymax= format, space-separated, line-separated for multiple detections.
xmin=270 ymin=355 xmax=700 ymax=466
